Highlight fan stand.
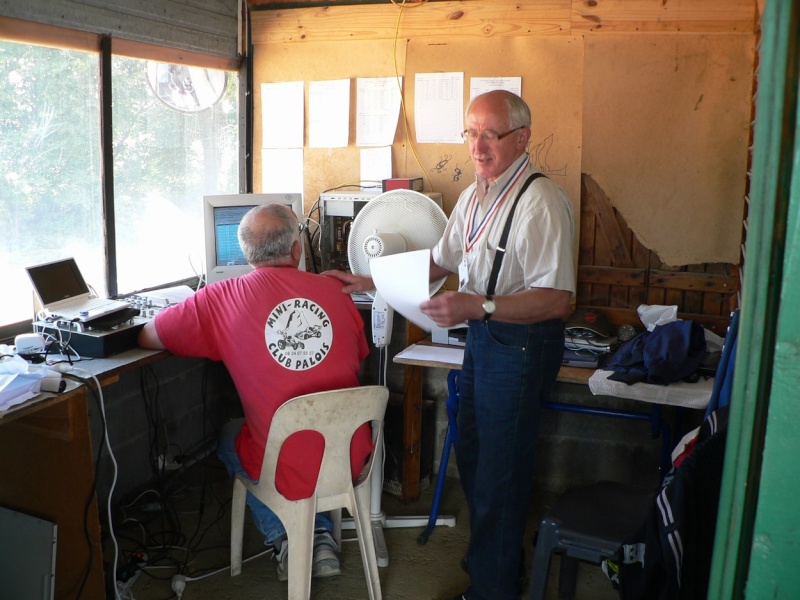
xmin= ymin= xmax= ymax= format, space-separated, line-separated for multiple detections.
xmin=340 ymin=189 xmax=456 ymax=565
xmin=342 ymin=308 xmax=456 ymax=567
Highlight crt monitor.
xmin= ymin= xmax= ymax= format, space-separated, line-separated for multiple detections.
xmin=203 ymin=193 xmax=305 ymax=284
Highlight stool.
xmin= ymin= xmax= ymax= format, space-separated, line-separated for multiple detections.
xmin=528 ymin=480 xmax=653 ymax=600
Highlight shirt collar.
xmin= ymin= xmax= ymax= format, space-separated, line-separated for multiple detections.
xmin=474 ymin=153 xmax=530 ymax=203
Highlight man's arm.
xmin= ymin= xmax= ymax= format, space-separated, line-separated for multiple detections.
xmin=138 ymin=320 xmax=166 ymax=350
xmin=323 ymin=255 xmax=454 ymax=294
xmin=420 ymin=287 xmax=571 ymax=328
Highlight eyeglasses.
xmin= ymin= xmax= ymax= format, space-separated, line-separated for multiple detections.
xmin=461 ymin=126 xmax=524 ymax=143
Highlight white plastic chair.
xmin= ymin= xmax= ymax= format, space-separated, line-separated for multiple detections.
xmin=230 ymin=385 xmax=389 ymax=600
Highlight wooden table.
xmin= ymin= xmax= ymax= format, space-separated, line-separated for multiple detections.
xmin=0 ymin=348 xmax=166 ymax=598
xmin=392 ymin=334 xmax=592 ymax=503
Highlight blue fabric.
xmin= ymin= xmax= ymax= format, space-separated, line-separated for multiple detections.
xmin=704 ymin=309 xmax=739 ymax=419
xmin=456 ymin=318 xmax=564 ymax=600
xmin=216 ymin=419 xmax=333 ymax=545
xmin=606 ymin=320 xmax=707 ymax=386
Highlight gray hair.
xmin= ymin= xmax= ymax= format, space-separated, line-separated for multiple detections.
xmin=466 ymin=90 xmax=532 ymax=129
xmin=237 ymin=203 xmax=298 ymax=266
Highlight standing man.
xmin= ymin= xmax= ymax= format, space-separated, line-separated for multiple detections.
xmin=326 ymin=90 xmax=575 ymax=599
xmin=138 ymin=203 xmax=372 ymax=581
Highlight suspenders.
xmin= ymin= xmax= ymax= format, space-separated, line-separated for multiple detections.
xmin=486 ymin=173 xmax=547 ymax=296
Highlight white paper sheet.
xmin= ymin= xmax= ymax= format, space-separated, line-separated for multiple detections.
xmin=414 ymin=72 xmax=464 ymax=144
xmin=309 ymin=79 xmax=350 ymax=148
xmin=469 ymin=76 xmax=522 ymax=101
xmin=262 ymin=148 xmax=304 ymax=193
xmin=360 ymin=146 xmax=393 ymax=188
xmin=356 ymin=77 xmax=402 ymax=147
xmin=261 ymin=81 xmax=305 ymax=149
xmin=393 ymin=343 xmax=464 ymax=368
xmin=0 ymin=355 xmax=45 ymax=412
xmin=370 ymin=249 xmax=436 ymax=332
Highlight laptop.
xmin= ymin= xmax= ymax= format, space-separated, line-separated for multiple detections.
xmin=26 ymin=258 xmax=131 ymax=323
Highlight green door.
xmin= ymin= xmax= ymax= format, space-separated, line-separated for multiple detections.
xmin=708 ymin=1 xmax=800 ymax=597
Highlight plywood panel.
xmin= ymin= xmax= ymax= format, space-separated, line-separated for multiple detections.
xmin=251 ymin=1 xmax=572 ymax=44
xmin=253 ymin=39 xmax=406 ymax=208
xmin=249 ymin=0 xmax=755 ymax=40
xmin=571 ymin=0 xmax=756 ymax=34
xmin=582 ymin=33 xmax=755 ymax=266
xmin=405 ymin=35 xmax=584 ymax=221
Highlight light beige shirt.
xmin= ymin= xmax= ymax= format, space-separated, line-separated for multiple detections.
xmin=433 ymin=153 xmax=575 ymax=296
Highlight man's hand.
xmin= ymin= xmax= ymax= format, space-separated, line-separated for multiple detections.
xmin=321 ymin=270 xmax=375 ymax=294
xmin=420 ymin=291 xmax=481 ymax=328
xmin=421 ymin=287 xmax=571 ymax=327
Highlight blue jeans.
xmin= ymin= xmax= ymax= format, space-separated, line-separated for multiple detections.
xmin=217 ymin=419 xmax=333 ymax=545
xmin=457 ymin=318 xmax=564 ymax=600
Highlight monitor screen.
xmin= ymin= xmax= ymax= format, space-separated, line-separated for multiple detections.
xmin=203 ymin=193 xmax=305 ymax=284
xmin=213 ymin=205 xmax=255 ymax=266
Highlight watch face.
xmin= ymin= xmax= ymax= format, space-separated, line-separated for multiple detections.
xmin=482 ymin=298 xmax=496 ymax=313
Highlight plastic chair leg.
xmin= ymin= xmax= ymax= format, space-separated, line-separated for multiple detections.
xmin=418 ymin=369 xmax=460 ymax=545
xmin=417 ymin=423 xmax=454 ymax=545
xmin=286 ymin=506 xmax=315 ymax=600
xmin=557 ymin=555 xmax=579 ymax=599
xmin=528 ymin=519 xmax=560 ymax=600
xmin=353 ymin=483 xmax=382 ymax=600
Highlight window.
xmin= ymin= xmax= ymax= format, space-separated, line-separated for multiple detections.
xmin=0 ymin=36 xmax=240 ymax=336
xmin=0 ymin=40 xmax=104 ymax=328
xmin=113 ymin=57 xmax=239 ymax=293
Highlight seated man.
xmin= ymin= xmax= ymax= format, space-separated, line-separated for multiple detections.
xmin=138 ymin=203 xmax=371 ymax=580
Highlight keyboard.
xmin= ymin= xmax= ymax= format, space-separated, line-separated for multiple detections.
xmin=49 ymin=298 xmax=132 ymax=322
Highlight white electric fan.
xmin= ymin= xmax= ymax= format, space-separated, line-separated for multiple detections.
xmin=343 ymin=189 xmax=453 ymax=566
xmin=347 ymin=189 xmax=449 ymax=347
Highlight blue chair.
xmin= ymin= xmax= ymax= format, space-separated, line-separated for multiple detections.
xmin=417 ymin=370 xmax=460 ymax=545
xmin=418 ymin=368 xmax=673 ymax=545
xmin=527 ymin=310 xmax=739 ymax=599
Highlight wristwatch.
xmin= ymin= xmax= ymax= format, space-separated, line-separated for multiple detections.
xmin=481 ymin=295 xmax=496 ymax=322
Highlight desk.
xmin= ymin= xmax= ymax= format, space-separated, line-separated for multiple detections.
xmin=0 ymin=348 xmax=166 ymax=598
xmin=394 ymin=340 xmax=714 ymax=501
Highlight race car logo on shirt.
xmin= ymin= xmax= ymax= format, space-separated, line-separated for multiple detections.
xmin=265 ymin=298 xmax=333 ymax=370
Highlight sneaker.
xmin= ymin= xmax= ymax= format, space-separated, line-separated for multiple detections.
xmin=312 ymin=531 xmax=341 ymax=578
xmin=274 ymin=533 xmax=341 ymax=581
xmin=275 ymin=539 xmax=289 ymax=581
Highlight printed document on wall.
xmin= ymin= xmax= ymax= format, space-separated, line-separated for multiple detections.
xmin=309 ymin=79 xmax=350 ymax=148
xmin=469 ymin=76 xmax=522 ymax=101
xmin=356 ymin=77 xmax=402 ymax=147
xmin=414 ymin=72 xmax=464 ymax=144
xmin=262 ymin=81 xmax=304 ymax=149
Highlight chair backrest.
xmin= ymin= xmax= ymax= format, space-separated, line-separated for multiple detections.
xmin=257 ymin=385 xmax=389 ymax=504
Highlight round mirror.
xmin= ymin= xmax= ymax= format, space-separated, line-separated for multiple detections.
xmin=146 ymin=62 xmax=227 ymax=113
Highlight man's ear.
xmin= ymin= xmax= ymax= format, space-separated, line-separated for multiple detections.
xmin=291 ymin=239 xmax=303 ymax=265
xmin=517 ymin=127 xmax=532 ymax=151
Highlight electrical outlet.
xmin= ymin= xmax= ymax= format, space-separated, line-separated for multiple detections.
xmin=157 ymin=453 xmax=181 ymax=471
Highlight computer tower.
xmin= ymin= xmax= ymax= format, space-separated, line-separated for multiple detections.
xmin=319 ymin=191 xmax=443 ymax=272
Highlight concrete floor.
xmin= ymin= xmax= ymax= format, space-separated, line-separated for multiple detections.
xmin=118 ymin=455 xmax=620 ymax=600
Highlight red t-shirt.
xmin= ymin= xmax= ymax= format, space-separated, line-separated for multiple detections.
xmin=153 ymin=266 xmax=371 ymax=499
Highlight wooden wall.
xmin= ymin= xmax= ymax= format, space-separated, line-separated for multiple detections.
xmin=247 ymin=0 xmax=758 ymax=332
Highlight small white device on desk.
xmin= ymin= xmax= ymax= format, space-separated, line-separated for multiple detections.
xmin=431 ymin=325 xmax=468 ymax=347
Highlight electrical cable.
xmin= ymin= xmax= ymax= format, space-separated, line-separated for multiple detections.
xmin=66 ymin=367 xmax=123 ymax=600
xmin=391 ymin=0 xmax=435 ymax=193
